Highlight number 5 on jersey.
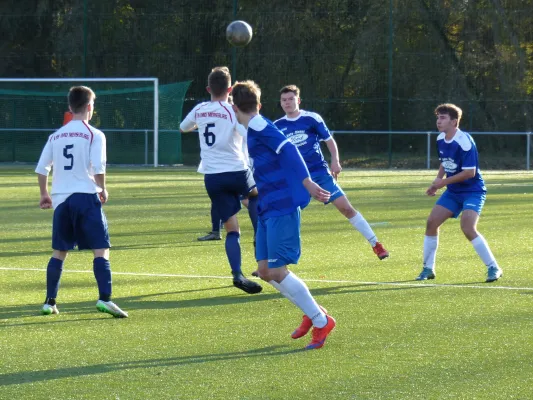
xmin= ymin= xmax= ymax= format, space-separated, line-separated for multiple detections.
xmin=63 ymin=144 xmax=74 ymax=170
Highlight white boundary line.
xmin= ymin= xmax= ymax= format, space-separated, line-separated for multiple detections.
xmin=1 ymin=267 xmax=531 ymax=291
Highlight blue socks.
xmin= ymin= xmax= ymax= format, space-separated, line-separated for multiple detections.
xmin=46 ymin=257 xmax=64 ymax=300
xmin=211 ymin=203 xmax=222 ymax=233
xmin=225 ymin=231 xmax=242 ymax=276
xmin=93 ymin=257 xmax=112 ymax=302
xmin=247 ymin=196 xmax=258 ymax=235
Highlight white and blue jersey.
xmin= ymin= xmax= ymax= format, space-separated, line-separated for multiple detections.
xmin=437 ymin=129 xmax=486 ymax=193
xmin=247 ymin=115 xmax=311 ymax=218
xmin=274 ymin=110 xmax=332 ymax=179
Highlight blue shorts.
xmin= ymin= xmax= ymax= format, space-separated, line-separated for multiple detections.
xmin=436 ymin=190 xmax=486 ymax=218
xmin=204 ymin=169 xmax=256 ymax=223
xmin=255 ymin=209 xmax=301 ymax=268
xmin=52 ymin=193 xmax=111 ymax=251
xmin=313 ymin=174 xmax=345 ymax=204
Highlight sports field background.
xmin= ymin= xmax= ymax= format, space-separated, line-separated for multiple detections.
xmin=1 ymin=166 xmax=532 ymax=399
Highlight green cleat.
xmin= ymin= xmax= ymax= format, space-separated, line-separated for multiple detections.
xmin=41 ymin=304 xmax=59 ymax=315
xmin=96 ymin=300 xmax=128 ymax=318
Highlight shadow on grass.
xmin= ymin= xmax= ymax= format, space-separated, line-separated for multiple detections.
xmin=0 ymin=345 xmax=302 ymax=386
xmin=0 ymin=286 xmax=231 ymax=321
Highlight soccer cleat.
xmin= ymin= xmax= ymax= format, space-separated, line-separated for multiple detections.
xmin=96 ymin=300 xmax=129 ymax=318
xmin=416 ymin=268 xmax=436 ymax=281
xmin=233 ymin=274 xmax=263 ymax=294
xmin=373 ymin=242 xmax=389 ymax=260
xmin=486 ymin=266 xmax=503 ymax=283
xmin=41 ymin=304 xmax=59 ymax=315
xmin=197 ymin=231 xmax=222 ymax=241
xmin=291 ymin=306 xmax=328 ymax=339
xmin=305 ymin=315 xmax=336 ymax=350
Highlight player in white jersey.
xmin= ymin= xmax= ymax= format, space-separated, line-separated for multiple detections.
xmin=180 ymin=66 xmax=262 ymax=294
xmin=35 ymin=86 xmax=127 ymax=318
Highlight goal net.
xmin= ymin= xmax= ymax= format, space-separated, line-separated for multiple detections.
xmin=0 ymin=78 xmax=191 ymax=166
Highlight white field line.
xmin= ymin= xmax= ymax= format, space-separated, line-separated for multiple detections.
xmin=1 ymin=267 xmax=531 ymax=291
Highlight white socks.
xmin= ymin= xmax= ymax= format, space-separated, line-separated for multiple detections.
xmin=349 ymin=212 xmax=378 ymax=247
xmin=273 ymin=272 xmax=327 ymax=328
xmin=471 ymin=235 xmax=499 ymax=268
xmin=423 ymin=235 xmax=439 ymax=270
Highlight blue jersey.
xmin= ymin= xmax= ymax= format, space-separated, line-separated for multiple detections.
xmin=436 ymin=129 xmax=486 ymax=193
xmin=274 ymin=110 xmax=332 ymax=179
xmin=247 ymin=115 xmax=311 ymax=218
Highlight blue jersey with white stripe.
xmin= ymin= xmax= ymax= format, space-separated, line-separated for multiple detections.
xmin=274 ymin=110 xmax=332 ymax=179
xmin=437 ymin=129 xmax=486 ymax=193
xmin=247 ymin=115 xmax=311 ymax=218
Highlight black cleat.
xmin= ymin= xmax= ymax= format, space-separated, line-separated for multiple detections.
xmin=197 ymin=231 xmax=222 ymax=241
xmin=233 ymin=275 xmax=263 ymax=294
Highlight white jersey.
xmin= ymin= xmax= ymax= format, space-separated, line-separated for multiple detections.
xmin=35 ymin=120 xmax=106 ymax=209
xmin=180 ymin=101 xmax=248 ymax=174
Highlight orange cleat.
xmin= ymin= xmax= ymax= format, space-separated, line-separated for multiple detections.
xmin=291 ymin=306 xmax=327 ymax=339
xmin=373 ymin=242 xmax=389 ymax=260
xmin=305 ymin=315 xmax=336 ymax=350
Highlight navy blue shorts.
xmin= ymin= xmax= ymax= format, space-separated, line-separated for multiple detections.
xmin=204 ymin=169 xmax=256 ymax=223
xmin=52 ymin=193 xmax=111 ymax=251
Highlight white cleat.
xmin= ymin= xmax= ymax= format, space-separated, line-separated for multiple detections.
xmin=96 ymin=300 xmax=128 ymax=318
xmin=41 ymin=304 xmax=59 ymax=315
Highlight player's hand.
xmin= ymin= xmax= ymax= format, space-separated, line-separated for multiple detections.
xmin=303 ymin=179 xmax=331 ymax=203
xmin=432 ymin=177 xmax=445 ymax=189
xmin=426 ymin=185 xmax=438 ymax=196
xmin=39 ymin=194 xmax=52 ymax=209
xmin=99 ymin=189 xmax=109 ymax=204
xmin=330 ymin=161 xmax=342 ymax=180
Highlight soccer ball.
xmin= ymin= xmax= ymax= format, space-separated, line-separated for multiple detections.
xmin=226 ymin=20 xmax=253 ymax=47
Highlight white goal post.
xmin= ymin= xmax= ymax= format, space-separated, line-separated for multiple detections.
xmin=0 ymin=77 xmax=160 ymax=167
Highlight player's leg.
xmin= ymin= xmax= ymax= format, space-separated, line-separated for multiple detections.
xmin=75 ymin=193 xmax=127 ymax=317
xmin=460 ymin=193 xmax=502 ymax=282
xmin=223 ymin=214 xmax=261 ymax=294
xmin=198 ymin=201 xmax=222 ymax=241
xmin=257 ymin=209 xmax=335 ymax=349
xmin=316 ymin=174 xmax=389 ymax=259
xmin=332 ymin=194 xmax=389 ymax=260
xmin=92 ymin=248 xmax=128 ymax=318
xmin=416 ymin=194 xmax=457 ymax=280
xmin=42 ymin=199 xmax=75 ymax=315
xmin=42 ymin=250 xmax=68 ymax=315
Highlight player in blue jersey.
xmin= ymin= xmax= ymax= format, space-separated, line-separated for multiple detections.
xmin=275 ymin=85 xmax=389 ymax=260
xmin=231 ymin=80 xmax=336 ymax=350
xmin=180 ymin=67 xmax=261 ymax=294
xmin=35 ymin=86 xmax=128 ymax=318
xmin=416 ymin=103 xmax=502 ymax=282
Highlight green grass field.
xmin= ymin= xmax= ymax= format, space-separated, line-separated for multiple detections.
xmin=1 ymin=166 xmax=532 ymax=400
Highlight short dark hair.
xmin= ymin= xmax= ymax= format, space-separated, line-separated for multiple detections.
xmin=280 ymin=84 xmax=300 ymax=97
xmin=68 ymin=86 xmax=95 ymax=114
xmin=231 ymin=80 xmax=261 ymax=113
xmin=208 ymin=66 xmax=231 ymax=97
xmin=434 ymin=103 xmax=462 ymax=124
